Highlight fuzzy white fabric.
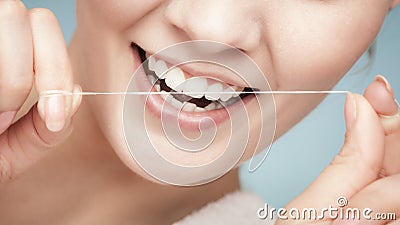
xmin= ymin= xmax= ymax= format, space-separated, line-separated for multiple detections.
xmin=174 ymin=191 xmax=276 ymax=225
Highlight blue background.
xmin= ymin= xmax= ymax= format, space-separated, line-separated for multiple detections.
xmin=22 ymin=1 xmax=400 ymax=209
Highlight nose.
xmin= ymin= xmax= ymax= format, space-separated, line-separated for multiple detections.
xmin=165 ymin=0 xmax=262 ymax=52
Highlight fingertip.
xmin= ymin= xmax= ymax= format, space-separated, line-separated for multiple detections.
xmin=364 ymin=75 xmax=398 ymax=116
xmin=44 ymin=95 xmax=65 ymax=132
xmin=29 ymin=8 xmax=57 ymax=23
xmin=345 ymin=92 xmax=356 ymax=131
xmin=71 ymin=84 xmax=82 ymax=116
xmin=352 ymin=93 xmax=384 ymax=135
xmin=340 ymin=93 xmax=385 ymax=177
xmin=375 ymin=75 xmax=394 ymax=97
xmin=37 ymin=96 xmax=46 ymax=122
xmin=0 ymin=111 xmax=17 ymax=133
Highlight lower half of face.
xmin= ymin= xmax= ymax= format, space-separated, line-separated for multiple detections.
xmin=71 ymin=0 xmax=391 ymax=184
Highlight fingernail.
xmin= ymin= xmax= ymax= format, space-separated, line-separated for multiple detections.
xmin=345 ymin=93 xmax=357 ymax=130
xmin=0 ymin=111 xmax=17 ymax=131
xmin=45 ymin=95 xmax=65 ymax=132
xmin=71 ymin=84 xmax=82 ymax=115
xmin=375 ymin=75 xmax=394 ymax=98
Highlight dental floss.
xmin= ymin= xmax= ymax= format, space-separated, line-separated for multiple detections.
xmin=39 ymin=90 xmax=350 ymax=97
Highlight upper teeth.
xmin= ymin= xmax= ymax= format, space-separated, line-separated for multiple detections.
xmin=205 ymin=82 xmax=223 ymax=101
xmin=149 ymin=59 xmax=242 ymax=102
xmin=153 ymin=60 xmax=168 ymax=79
xmin=182 ymin=77 xmax=208 ymax=99
xmin=165 ymin=66 xmax=186 ymax=92
xmin=148 ymin=56 xmax=157 ymax=71
xmin=220 ymin=87 xmax=235 ymax=101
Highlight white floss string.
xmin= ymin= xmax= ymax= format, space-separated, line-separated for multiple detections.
xmin=39 ymin=90 xmax=350 ymax=97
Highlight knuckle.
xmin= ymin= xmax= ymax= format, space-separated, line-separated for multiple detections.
xmin=330 ymin=151 xmax=357 ymax=167
xmin=331 ymin=141 xmax=360 ymax=166
xmin=0 ymin=75 xmax=33 ymax=110
xmin=338 ymin=135 xmax=360 ymax=158
xmin=35 ymin=65 xmax=73 ymax=91
xmin=29 ymin=8 xmax=57 ymax=22
xmin=0 ymin=154 xmax=14 ymax=183
xmin=332 ymin=142 xmax=381 ymax=180
xmin=381 ymin=115 xmax=400 ymax=135
xmin=0 ymin=1 xmax=27 ymax=21
xmin=0 ymin=75 xmax=33 ymax=95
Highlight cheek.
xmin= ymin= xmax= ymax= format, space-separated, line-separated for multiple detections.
xmin=78 ymin=0 xmax=164 ymax=30
xmin=265 ymin=0 xmax=388 ymax=90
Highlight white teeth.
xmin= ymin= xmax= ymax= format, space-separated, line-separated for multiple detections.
xmin=154 ymin=84 xmax=161 ymax=92
xmin=194 ymin=107 xmax=206 ymax=112
xmin=148 ymin=75 xmax=156 ymax=84
xmin=204 ymin=102 xmax=216 ymax=111
xmin=148 ymin=56 xmax=156 ymax=71
xmin=220 ymin=87 xmax=234 ymax=102
xmin=215 ymin=102 xmax=224 ymax=109
xmin=222 ymin=96 xmax=240 ymax=106
xmin=166 ymin=96 xmax=184 ymax=109
xmin=154 ymin=60 xmax=168 ymax=78
xmin=183 ymin=77 xmax=208 ymax=99
xmin=165 ymin=67 xmax=186 ymax=91
xmin=205 ymin=83 xmax=223 ymax=101
xmin=182 ymin=102 xmax=196 ymax=112
xmin=147 ymin=58 xmax=247 ymax=111
xmin=160 ymin=90 xmax=168 ymax=100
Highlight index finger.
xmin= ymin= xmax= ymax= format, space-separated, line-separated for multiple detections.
xmin=29 ymin=8 xmax=74 ymax=131
xmin=0 ymin=1 xmax=33 ymax=112
xmin=364 ymin=75 xmax=400 ymax=135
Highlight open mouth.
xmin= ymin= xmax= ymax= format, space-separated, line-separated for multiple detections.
xmin=135 ymin=44 xmax=257 ymax=113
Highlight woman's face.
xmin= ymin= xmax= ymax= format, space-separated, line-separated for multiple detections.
xmin=72 ymin=0 xmax=394 ymax=183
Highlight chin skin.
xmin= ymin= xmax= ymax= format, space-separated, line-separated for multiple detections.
xmin=71 ymin=0 xmax=392 ymax=184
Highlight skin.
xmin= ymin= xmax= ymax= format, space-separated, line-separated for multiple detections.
xmin=0 ymin=0 xmax=399 ymax=224
xmin=71 ymin=0 xmax=393 ymax=171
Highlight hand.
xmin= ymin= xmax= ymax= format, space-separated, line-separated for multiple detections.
xmin=0 ymin=1 xmax=81 ymax=182
xmin=276 ymin=75 xmax=400 ymax=225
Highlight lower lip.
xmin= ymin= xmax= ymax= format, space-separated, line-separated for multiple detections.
xmin=131 ymin=47 xmax=255 ymax=130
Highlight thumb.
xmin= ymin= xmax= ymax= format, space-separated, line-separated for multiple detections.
xmin=0 ymin=85 xmax=82 ymax=183
xmin=283 ymin=93 xmax=385 ymax=219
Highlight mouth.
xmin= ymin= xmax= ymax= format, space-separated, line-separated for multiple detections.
xmin=132 ymin=43 xmax=258 ymax=128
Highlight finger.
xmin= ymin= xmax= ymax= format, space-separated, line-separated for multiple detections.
xmin=279 ymin=94 xmax=385 ymax=224
xmin=333 ymin=174 xmax=400 ymax=225
xmin=29 ymin=8 xmax=76 ymax=132
xmin=380 ymin=112 xmax=400 ymax=136
xmin=0 ymin=1 xmax=33 ymax=115
xmin=0 ymin=111 xmax=17 ymax=134
xmin=364 ymin=75 xmax=400 ymax=135
xmin=0 ymin=84 xmax=81 ymax=182
xmin=381 ymin=132 xmax=400 ymax=176
xmin=0 ymin=105 xmax=72 ymax=182
xmin=364 ymin=75 xmax=400 ymax=177
xmin=0 ymin=9 xmax=82 ymax=182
